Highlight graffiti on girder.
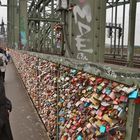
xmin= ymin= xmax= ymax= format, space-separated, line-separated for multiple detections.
xmin=73 ymin=1 xmax=93 ymax=61
xmin=19 ymin=17 xmax=27 ymax=48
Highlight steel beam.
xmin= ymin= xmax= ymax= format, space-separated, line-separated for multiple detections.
xmin=127 ymin=0 xmax=137 ymax=67
xmin=98 ymin=0 xmax=106 ymax=62
xmin=19 ymin=0 xmax=28 ymax=49
xmin=7 ymin=0 xmax=10 ymax=46
xmin=28 ymin=17 xmax=60 ymax=22
xmin=121 ymin=0 xmax=126 ymax=58
xmin=51 ymin=0 xmax=54 ymax=52
xmin=113 ymin=0 xmax=118 ymax=58
xmin=107 ymin=1 xmax=130 ymax=8
xmin=125 ymin=100 xmax=140 ymax=140
xmin=27 ymin=0 xmax=56 ymax=53
xmin=7 ymin=0 xmax=14 ymax=47
xmin=39 ymin=0 xmax=51 ymax=12
xmin=13 ymin=0 xmax=19 ymax=49
xmin=107 ymin=0 xmax=140 ymax=9
xmin=28 ymin=0 xmax=35 ymax=13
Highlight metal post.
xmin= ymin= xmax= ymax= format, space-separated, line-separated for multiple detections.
xmin=56 ymin=64 xmax=60 ymax=140
xmin=11 ymin=0 xmax=15 ymax=48
xmin=42 ymin=0 xmax=46 ymax=53
xmin=127 ymin=0 xmax=137 ymax=67
xmin=7 ymin=0 xmax=13 ymax=47
xmin=125 ymin=100 xmax=140 ymax=140
xmin=110 ymin=0 xmax=114 ymax=54
xmin=7 ymin=0 xmax=10 ymax=47
xmin=118 ymin=26 xmax=120 ymax=55
xmin=121 ymin=0 xmax=126 ymax=58
xmin=91 ymin=0 xmax=100 ymax=62
xmin=28 ymin=22 xmax=31 ymax=51
xmin=8 ymin=0 xmax=15 ymax=48
xmin=67 ymin=7 xmax=73 ymax=56
xmin=13 ymin=0 xmax=19 ymax=49
xmin=98 ymin=0 xmax=106 ymax=62
xmin=32 ymin=22 xmax=36 ymax=51
xmin=113 ymin=0 xmax=118 ymax=58
xmin=19 ymin=0 xmax=28 ymax=50
xmin=51 ymin=0 xmax=54 ymax=53
xmin=62 ymin=10 xmax=73 ymax=57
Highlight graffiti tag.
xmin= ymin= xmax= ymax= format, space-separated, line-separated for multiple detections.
xmin=73 ymin=3 xmax=93 ymax=60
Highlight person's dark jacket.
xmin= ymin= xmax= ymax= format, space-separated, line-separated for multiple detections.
xmin=0 ymin=74 xmax=13 ymax=140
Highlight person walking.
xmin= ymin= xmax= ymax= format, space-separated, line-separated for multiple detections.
xmin=0 ymin=49 xmax=8 ymax=82
xmin=0 ymin=71 xmax=13 ymax=140
xmin=6 ymin=48 xmax=11 ymax=62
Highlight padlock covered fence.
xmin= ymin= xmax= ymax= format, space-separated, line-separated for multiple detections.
xmin=10 ymin=50 xmax=140 ymax=140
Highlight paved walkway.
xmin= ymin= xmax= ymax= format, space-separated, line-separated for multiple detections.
xmin=4 ymin=62 xmax=49 ymax=140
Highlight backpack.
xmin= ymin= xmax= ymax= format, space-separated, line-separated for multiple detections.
xmin=0 ymin=56 xmax=4 ymax=66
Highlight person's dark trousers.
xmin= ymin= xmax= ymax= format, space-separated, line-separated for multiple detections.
xmin=0 ymin=118 xmax=13 ymax=140
xmin=1 ymin=72 xmax=5 ymax=82
xmin=0 ymin=108 xmax=13 ymax=140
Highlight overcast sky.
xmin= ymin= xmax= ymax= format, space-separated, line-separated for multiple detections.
xmin=0 ymin=0 xmax=7 ymax=23
xmin=106 ymin=3 xmax=140 ymax=46
xmin=0 ymin=1 xmax=140 ymax=45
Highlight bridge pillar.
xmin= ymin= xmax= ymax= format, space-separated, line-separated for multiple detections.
xmin=7 ymin=0 xmax=13 ymax=47
xmin=127 ymin=0 xmax=137 ymax=67
xmin=14 ymin=0 xmax=19 ymax=49
xmin=19 ymin=0 xmax=28 ymax=49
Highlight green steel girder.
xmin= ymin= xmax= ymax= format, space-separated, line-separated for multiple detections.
xmin=27 ymin=0 xmax=140 ymax=58
xmin=28 ymin=0 xmax=35 ymax=13
xmin=39 ymin=25 xmax=51 ymax=51
xmin=28 ymin=0 xmax=51 ymax=15
xmin=107 ymin=0 xmax=140 ymax=8
xmin=39 ymin=0 xmax=51 ymax=12
xmin=27 ymin=0 xmax=60 ymax=52
xmin=28 ymin=17 xmax=60 ymax=22
xmin=0 ymin=4 xmax=7 ymax=7
xmin=36 ymin=0 xmax=44 ymax=8
xmin=107 ymin=0 xmax=129 ymax=8
xmin=28 ymin=0 xmax=58 ymax=25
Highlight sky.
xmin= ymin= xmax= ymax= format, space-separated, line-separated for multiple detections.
xmin=0 ymin=0 xmax=7 ymax=23
xmin=106 ymin=3 xmax=140 ymax=46
xmin=0 ymin=1 xmax=140 ymax=45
